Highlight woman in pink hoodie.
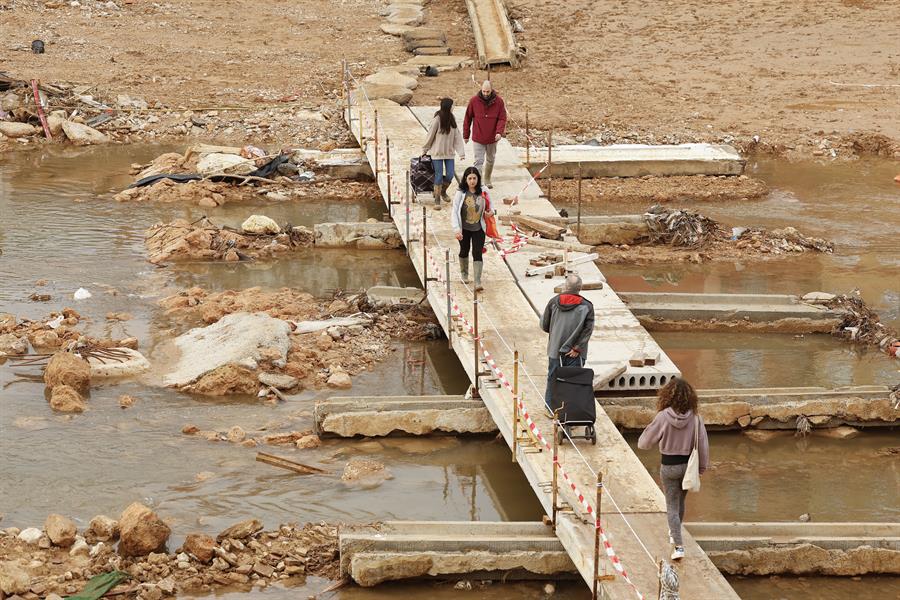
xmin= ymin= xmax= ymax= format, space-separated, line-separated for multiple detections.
xmin=637 ymin=378 xmax=709 ymax=561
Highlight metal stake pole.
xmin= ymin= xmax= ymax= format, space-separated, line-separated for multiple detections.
xmin=405 ymin=170 xmax=411 ymax=252
xmin=422 ymin=205 xmax=428 ymax=295
xmin=577 ymin=161 xmax=583 ymax=239
xmin=512 ymin=349 xmax=519 ymax=463
xmin=445 ymin=248 xmax=452 ymax=350
xmin=525 ymin=108 xmax=530 ymax=169
xmin=592 ymin=471 xmax=604 ymax=600
xmin=472 ymin=288 xmax=480 ymax=399
xmin=386 ymin=137 xmax=392 ymax=216
xmin=373 ymin=109 xmax=379 ymax=179
xmin=547 ymin=129 xmax=553 ymax=203
xmin=552 ymin=413 xmax=560 ymax=529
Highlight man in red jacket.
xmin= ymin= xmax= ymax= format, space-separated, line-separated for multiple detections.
xmin=463 ymin=80 xmax=507 ymax=188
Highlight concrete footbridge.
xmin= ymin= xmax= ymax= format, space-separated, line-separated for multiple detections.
xmin=341 ymin=84 xmax=740 ymax=598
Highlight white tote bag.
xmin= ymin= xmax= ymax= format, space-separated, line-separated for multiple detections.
xmin=681 ymin=416 xmax=701 ymax=492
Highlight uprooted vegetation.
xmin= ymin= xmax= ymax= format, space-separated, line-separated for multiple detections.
xmin=157 ymin=287 xmax=441 ymax=396
xmin=113 ymin=146 xmax=379 ymax=206
xmin=826 ymin=293 xmax=900 ymax=357
xmin=592 ymin=205 xmax=833 ymax=264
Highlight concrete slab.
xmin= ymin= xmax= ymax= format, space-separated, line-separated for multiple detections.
xmin=619 ymin=291 xmax=843 ymax=326
xmin=518 ymin=143 xmax=745 ymax=178
xmin=315 ymin=395 xmax=497 ymax=437
xmin=366 ymin=286 xmax=426 ymax=305
xmin=345 ymin=99 xmax=738 ymax=599
xmin=290 ymin=148 xmax=373 ymax=180
xmin=465 ymin=0 xmax=518 ymax=68
xmin=688 ymin=522 xmax=900 ymax=552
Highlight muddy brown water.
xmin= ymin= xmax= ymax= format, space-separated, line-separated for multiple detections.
xmin=1 ymin=147 xmax=898 ymax=599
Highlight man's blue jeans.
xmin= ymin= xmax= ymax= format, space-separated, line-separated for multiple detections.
xmin=432 ymin=158 xmax=455 ymax=185
xmin=545 ymin=354 xmax=586 ymax=409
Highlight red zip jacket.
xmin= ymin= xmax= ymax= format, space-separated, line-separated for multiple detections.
xmin=463 ymin=93 xmax=508 ymax=145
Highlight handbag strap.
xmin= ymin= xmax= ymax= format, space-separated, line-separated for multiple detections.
xmin=693 ymin=415 xmax=700 ymax=451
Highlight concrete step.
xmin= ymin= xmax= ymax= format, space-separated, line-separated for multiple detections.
xmin=689 ymin=522 xmax=900 ymax=552
xmin=314 ymin=395 xmax=497 ymax=437
xmin=518 ymin=143 xmax=745 ymax=178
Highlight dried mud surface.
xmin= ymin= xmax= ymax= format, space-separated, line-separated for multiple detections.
xmin=420 ymin=0 xmax=900 ymax=159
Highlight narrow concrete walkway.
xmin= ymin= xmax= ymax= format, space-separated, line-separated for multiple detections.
xmin=519 ymin=143 xmax=745 ymax=177
xmin=619 ymin=291 xmax=842 ymax=330
xmin=465 ymin=0 xmax=518 ymax=67
xmin=344 ymin=99 xmax=738 ymax=599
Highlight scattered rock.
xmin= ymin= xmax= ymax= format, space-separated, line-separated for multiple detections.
xmin=106 ymin=312 xmax=133 ymax=322
xmin=61 ymin=121 xmax=109 ymax=145
xmin=45 ymin=514 xmax=77 ymax=547
xmin=44 ymin=351 xmax=91 ymax=394
xmin=16 ymin=528 xmax=43 ymax=545
xmin=216 ymin=519 xmax=263 ymax=542
xmin=183 ymin=364 xmax=259 ymax=396
xmin=182 ymin=533 xmax=217 ymax=564
xmin=118 ymin=394 xmax=137 ymax=408
xmin=118 ymin=502 xmax=171 ymax=557
xmin=812 ymin=425 xmax=860 ymax=440
xmin=295 ymin=434 xmax=321 ymax=449
xmin=68 ymin=538 xmax=89 ymax=556
xmin=350 ymin=84 xmax=413 ymax=106
xmin=49 ymin=385 xmax=87 ymax=413
xmin=0 ymin=122 xmax=37 ymax=138
xmin=226 ymin=426 xmax=247 ymax=443
xmin=742 ymin=429 xmax=788 ymax=443
xmin=87 ymin=515 xmax=119 ymax=541
xmin=341 ymin=457 xmax=392 ymax=485
xmin=364 ymin=70 xmax=418 ymax=90
xmin=326 ymin=369 xmax=352 ymax=389
xmin=0 ymin=334 xmax=28 ymax=356
xmin=182 ymin=424 xmax=199 ymax=434
xmin=32 ymin=330 xmax=61 ymax=349
xmin=0 ymin=562 xmax=30 ymax=595
xmin=241 ymin=215 xmax=280 ymax=235
xmin=257 ymin=372 xmax=298 ymax=390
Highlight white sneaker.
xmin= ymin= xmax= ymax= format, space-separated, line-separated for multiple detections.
xmin=671 ymin=546 xmax=685 ymax=561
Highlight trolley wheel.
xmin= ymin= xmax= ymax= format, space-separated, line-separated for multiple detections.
xmin=556 ymin=427 xmax=565 ymax=446
xmin=590 ymin=426 xmax=597 ymax=445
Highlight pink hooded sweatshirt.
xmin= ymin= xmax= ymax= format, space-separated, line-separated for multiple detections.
xmin=637 ymin=408 xmax=709 ymax=474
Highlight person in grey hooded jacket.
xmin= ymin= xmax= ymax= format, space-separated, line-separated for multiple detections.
xmin=540 ymin=274 xmax=595 ymax=410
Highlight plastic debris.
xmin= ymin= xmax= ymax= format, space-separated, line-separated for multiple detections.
xmin=73 ymin=287 xmax=92 ymax=300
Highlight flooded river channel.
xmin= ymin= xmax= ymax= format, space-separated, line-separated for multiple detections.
xmin=1 ymin=146 xmax=897 ymax=599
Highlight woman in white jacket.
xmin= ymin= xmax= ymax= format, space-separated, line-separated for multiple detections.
xmin=422 ymin=97 xmax=466 ymax=209
xmin=451 ymin=166 xmax=492 ymax=291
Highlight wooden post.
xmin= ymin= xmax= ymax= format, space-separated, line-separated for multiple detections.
xmin=577 ymin=161 xmax=583 ymax=239
xmin=358 ymin=100 xmax=364 ymax=148
xmin=472 ymin=288 xmax=480 ymax=399
xmin=445 ymin=248 xmax=452 ymax=350
xmin=512 ymin=349 xmax=519 ymax=463
xmin=547 ymin=129 xmax=553 ymax=203
xmin=373 ymin=109 xmax=379 ymax=179
xmin=525 ymin=108 xmax=530 ymax=169
xmin=342 ymin=60 xmax=349 ymax=120
xmin=405 ymin=170 xmax=411 ymax=251
xmin=386 ymin=136 xmax=392 ymax=215
xmin=592 ymin=470 xmax=604 ymax=600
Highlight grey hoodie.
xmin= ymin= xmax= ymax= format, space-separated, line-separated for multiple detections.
xmin=540 ymin=294 xmax=595 ymax=358
xmin=637 ymin=408 xmax=710 ymax=474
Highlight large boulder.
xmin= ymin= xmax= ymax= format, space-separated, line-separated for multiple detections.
xmin=118 ymin=502 xmax=171 ymax=557
xmin=44 ymin=351 xmax=91 ymax=394
xmin=0 ymin=561 xmax=30 ymax=595
xmin=49 ymin=385 xmax=87 ymax=413
xmin=364 ymin=70 xmax=418 ymax=90
xmin=0 ymin=122 xmax=37 ymax=138
xmin=61 ymin=121 xmax=109 ymax=145
xmin=241 ymin=215 xmax=280 ymax=235
xmin=162 ymin=312 xmax=292 ymax=390
xmin=45 ymin=514 xmax=77 ymax=547
xmin=181 ymin=533 xmax=216 ymax=563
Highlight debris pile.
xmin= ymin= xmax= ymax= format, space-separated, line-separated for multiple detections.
xmin=644 ymin=205 xmax=723 ymax=248
xmin=145 ymin=217 xmax=314 ymax=264
xmin=734 ymin=226 xmax=833 ymax=254
xmin=0 ymin=509 xmax=339 ymax=598
xmin=826 ymin=293 xmax=899 ymax=356
xmin=182 ymin=427 xmax=320 ymax=450
xmin=157 ymin=287 xmax=440 ymax=396
xmin=114 ymin=146 xmax=379 ymax=205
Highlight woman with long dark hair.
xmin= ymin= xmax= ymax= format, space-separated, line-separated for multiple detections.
xmin=450 ymin=166 xmax=492 ymax=291
xmin=422 ymin=97 xmax=466 ymax=209
xmin=637 ymin=377 xmax=709 ymax=561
